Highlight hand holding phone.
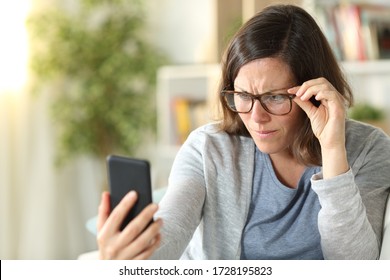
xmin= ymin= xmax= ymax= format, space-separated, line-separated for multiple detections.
xmin=106 ymin=155 xmax=153 ymax=230
xmin=97 ymin=190 xmax=162 ymax=260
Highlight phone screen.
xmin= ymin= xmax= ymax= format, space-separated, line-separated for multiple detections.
xmin=106 ymin=155 xmax=153 ymax=230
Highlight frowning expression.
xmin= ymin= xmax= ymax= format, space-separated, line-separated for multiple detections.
xmin=234 ymin=57 xmax=305 ymax=156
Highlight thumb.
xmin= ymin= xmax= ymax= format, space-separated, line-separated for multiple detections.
xmin=293 ymin=96 xmax=317 ymax=118
xmin=288 ymin=87 xmax=317 ymax=118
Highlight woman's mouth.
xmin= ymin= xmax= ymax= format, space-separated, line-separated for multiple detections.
xmin=253 ymin=129 xmax=278 ymax=139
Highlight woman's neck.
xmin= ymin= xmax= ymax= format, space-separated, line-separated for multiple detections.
xmin=269 ymin=152 xmax=306 ymax=189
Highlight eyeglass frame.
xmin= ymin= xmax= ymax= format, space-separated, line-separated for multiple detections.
xmin=221 ymin=88 xmax=296 ymax=116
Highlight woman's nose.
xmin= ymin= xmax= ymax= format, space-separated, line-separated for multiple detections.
xmin=251 ymin=100 xmax=271 ymax=123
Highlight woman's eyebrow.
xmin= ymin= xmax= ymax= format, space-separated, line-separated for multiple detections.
xmin=234 ymin=84 xmax=291 ymax=94
xmin=233 ymin=85 xmax=249 ymax=92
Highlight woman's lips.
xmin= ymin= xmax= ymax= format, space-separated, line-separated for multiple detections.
xmin=253 ymin=129 xmax=278 ymax=139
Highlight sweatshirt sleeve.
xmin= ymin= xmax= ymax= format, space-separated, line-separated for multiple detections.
xmin=150 ymin=127 xmax=207 ymax=259
xmin=311 ymin=169 xmax=380 ymax=259
xmin=311 ymin=124 xmax=390 ymax=260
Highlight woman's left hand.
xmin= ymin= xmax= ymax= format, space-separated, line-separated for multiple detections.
xmin=288 ymin=77 xmax=346 ymax=150
xmin=289 ymin=77 xmax=349 ymax=178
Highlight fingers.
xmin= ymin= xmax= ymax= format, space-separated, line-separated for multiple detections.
xmin=293 ymin=78 xmax=335 ymax=100
xmin=120 ymin=218 xmax=163 ymax=259
xmin=100 ymin=191 xmax=138 ymax=237
xmin=119 ymin=203 xmax=160 ymax=244
xmin=289 ymin=78 xmax=347 ymax=150
xmin=292 ymin=95 xmax=316 ymax=118
xmin=97 ymin=191 xmax=110 ymax=233
xmin=97 ymin=191 xmax=163 ymax=260
xmin=288 ymin=78 xmax=345 ymax=116
xmin=100 ymin=216 xmax=163 ymax=260
xmin=133 ymin=233 xmax=162 ymax=260
xmin=288 ymin=85 xmax=318 ymax=118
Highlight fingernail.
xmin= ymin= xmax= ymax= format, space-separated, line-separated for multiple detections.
xmin=157 ymin=219 xmax=163 ymax=226
xmin=289 ymin=86 xmax=300 ymax=91
xmin=126 ymin=190 xmax=136 ymax=199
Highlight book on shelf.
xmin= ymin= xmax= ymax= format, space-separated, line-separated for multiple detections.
xmin=318 ymin=3 xmax=390 ymax=61
xmin=376 ymin=20 xmax=390 ymax=59
xmin=317 ymin=5 xmax=344 ymax=60
xmin=335 ymin=4 xmax=367 ymax=61
xmin=171 ymin=97 xmax=209 ymax=145
xmin=360 ymin=5 xmax=390 ymax=60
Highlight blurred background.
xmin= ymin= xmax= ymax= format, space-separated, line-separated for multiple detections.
xmin=1 ymin=0 xmax=389 ymax=259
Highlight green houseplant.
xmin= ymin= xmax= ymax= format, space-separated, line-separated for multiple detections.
xmin=348 ymin=103 xmax=388 ymax=133
xmin=349 ymin=103 xmax=385 ymax=121
xmin=27 ymin=0 xmax=167 ymax=166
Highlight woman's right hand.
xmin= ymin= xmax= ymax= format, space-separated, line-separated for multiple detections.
xmin=96 ymin=191 xmax=162 ymax=260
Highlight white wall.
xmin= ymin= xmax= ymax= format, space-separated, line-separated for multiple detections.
xmin=145 ymin=0 xmax=218 ymax=64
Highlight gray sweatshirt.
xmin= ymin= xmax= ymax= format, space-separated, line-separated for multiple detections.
xmin=152 ymin=119 xmax=390 ymax=259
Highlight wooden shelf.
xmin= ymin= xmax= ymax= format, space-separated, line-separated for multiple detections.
xmin=156 ymin=64 xmax=220 ymax=150
xmin=340 ymin=59 xmax=390 ymax=75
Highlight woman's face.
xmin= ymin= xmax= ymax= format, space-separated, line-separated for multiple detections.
xmin=234 ymin=57 xmax=305 ymax=157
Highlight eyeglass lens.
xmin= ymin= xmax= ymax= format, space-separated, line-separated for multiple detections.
xmin=225 ymin=92 xmax=292 ymax=115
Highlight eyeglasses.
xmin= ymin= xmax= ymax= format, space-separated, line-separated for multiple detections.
xmin=221 ymin=89 xmax=296 ymax=115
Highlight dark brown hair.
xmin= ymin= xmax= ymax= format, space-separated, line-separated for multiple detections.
xmin=218 ymin=4 xmax=353 ymax=166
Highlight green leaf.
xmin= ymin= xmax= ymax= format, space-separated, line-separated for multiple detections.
xmin=27 ymin=0 xmax=168 ymax=165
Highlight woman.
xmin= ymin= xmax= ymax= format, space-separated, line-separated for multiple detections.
xmin=97 ymin=4 xmax=390 ymax=259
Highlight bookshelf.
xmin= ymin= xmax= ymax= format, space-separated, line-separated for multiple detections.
xmin=156 ymin=64 xmax=221 ymax=150
xmin=237 ymin=0 xmax=390 ymax=61
xmin=154 ymin=64 xmax=221 ymax=186
xmin=310 ymin=0 xmax=390 ymax=61
xmin=309 ymin=0 xmax=390 ymax=130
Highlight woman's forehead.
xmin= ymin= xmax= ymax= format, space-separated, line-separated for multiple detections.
xmin=234 ymin=58 xmax=295 ymax=92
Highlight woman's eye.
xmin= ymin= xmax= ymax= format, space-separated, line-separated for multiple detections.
xmin=237 ymin=93 xmax=252 ymax=100
xmin=266 ymin=95 xmax=287 ymax=102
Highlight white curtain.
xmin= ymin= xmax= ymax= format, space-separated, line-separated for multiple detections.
xmin=0 ymin=0 xmax=103 ymax=259
xmin=0 ymin=89 xmax=101 ymax=259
